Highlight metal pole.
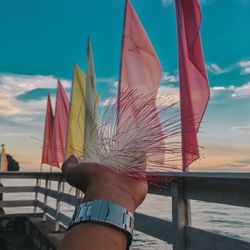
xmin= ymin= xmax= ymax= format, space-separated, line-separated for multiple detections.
xmin=42 ymin=177 xmax=49 ymax=221
xmin=48 ymin=165 xmax=52 ymax=190
xmin=172 ymin=181 xmax=186 ymax=250
xmin=33 ymin=176 xmax=39 ymax=213
xmin=117 ymin=0 xmax=128 ymax=125
xmin=55 ymin=177 xmax=62 ymax=231
xmin=75 ymin=188 xmax=80 ymax=207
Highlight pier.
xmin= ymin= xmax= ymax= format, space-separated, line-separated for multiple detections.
xmin=0 ymin=172 xmax=250 ymax=250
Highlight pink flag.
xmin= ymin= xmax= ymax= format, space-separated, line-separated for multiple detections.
xmin=52 ymin=80 xmax=69 ymax=165
xmin=175 ymin=0 xmax=210 ymax=169
xmin=119 ymin=0 xmax=162 ymax=93
xmin=118 ymin=0 xmax=163 ymax=170
xmin=41 ymin=94 xmax=56 ymax=166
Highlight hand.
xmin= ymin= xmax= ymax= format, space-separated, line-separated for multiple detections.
xmin=61 ymin=155 xmax=148 ymax=213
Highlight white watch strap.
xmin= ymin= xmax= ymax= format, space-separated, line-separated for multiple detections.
xmin=68 ymin=199 xmax=134 ymax=248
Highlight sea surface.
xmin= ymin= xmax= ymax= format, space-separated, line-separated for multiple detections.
xmin=1 ymin=178 xmax=250 ymax=250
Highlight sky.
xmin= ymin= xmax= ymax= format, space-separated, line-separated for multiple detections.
xmin=0 ymin=0 xmax=249 ymax=171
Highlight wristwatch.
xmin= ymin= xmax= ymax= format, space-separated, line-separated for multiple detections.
xmin=68 ymin=199 xmax=134 ymax=249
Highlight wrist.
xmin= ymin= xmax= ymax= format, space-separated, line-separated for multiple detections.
xmin=83 ymin=183 xmax=138 ymax=213
xmin=69 ymin=199 xmax=134 ymax=249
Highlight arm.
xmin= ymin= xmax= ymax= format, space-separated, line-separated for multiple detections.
xmin=58 ymin=156 xmax=148 ymax=250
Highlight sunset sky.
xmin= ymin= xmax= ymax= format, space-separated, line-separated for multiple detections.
xmin=0 ymin=0 xmax=249 ymax=171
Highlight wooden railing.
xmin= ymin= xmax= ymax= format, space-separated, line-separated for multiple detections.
xmin=0 ymin=171 xmax=250 ymax=250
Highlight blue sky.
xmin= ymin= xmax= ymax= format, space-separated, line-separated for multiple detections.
xmin=0 ymin=0 xmax=249 ymax=170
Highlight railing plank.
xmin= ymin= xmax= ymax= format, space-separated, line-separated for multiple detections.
xmin=135 ymin=213 xmax=172 ymax=243
xmin=186 ymin=226 xmax=250 ymax=250
xmin=0 ymin=200 xmax=35 ymax=207
xmin=36 ymin=200 xmax=71 ymax=228
xmin=58 ymin=213 xmax=71 ymax=227
xmin=37 ymin=187 xmax=81 ymax=206
xmin=36 ymin=200 xmax=57 ymax=218
xmin=0 ymin=186 xmax=36 ymax=193
xmin=185 ymin=177 xmax=250 ymax=208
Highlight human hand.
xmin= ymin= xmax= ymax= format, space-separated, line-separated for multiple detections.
xmin=61 ymin=155 xmax=148 ymax=213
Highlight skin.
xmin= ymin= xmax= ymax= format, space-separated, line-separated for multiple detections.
xmin=58 ymin=155 xmax=148 ymax=250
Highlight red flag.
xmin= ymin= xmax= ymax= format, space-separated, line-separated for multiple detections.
xmin=118 ymin=0 xmax=163 ymax=170
xmin=41 ymin=95 xmax=56 ymax=166
xmin=175 ymin=0 xmax=210 ymax=169
xmin=52 ymin=80 xmax=69 ymax=165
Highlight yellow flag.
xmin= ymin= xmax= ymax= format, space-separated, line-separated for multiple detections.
xmin=66 ymin=64 xmax=86 ymax=158
xmin=84 ymin=37 xmax=99 ymax=158
xmin=0 ymin=144 xmax=8 ymax=172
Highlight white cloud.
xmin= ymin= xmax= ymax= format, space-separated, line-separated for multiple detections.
xmin=158 ymin=85 xmax=179 ymax=104
xmin=100 ymin=98 xmax=116 ymax=107
xmin=206 ymin=63 xmax=233 ymax=75
xmin=211 ymin=86 xmax=226 ymax=91
xmin=210 ymin=86 xmax=226 ymax=97
xmin=230 ymin=126 xmax=250 ymax=136
xmin=239 ymin=60 xmax=250 ymax=75
xmin=209 ymin=83 xmax=250 ymax=99
xmin=97 ymin=77 xmax=117 ymax=84
xmin=0 ymin=73 xmax=70 ymax=117
xmin=231 ymin=82 xmax=250 ymax=98
xmin=162 ymin=72 xmax=178 ymax=83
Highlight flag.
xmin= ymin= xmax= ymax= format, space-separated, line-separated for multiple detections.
xmin=52 ymin=80 xmax=69 ymax=165
xmin=119 ymin=0 xmax=162 ymax=93
xmin=66 ymin=64 xmax=86 ymax=158
xmin=84 ymin=37 xmax=99 ymax=158
xmin=41 ymin=94 xmax=58 ymax=167
xmin=118 ymin=0 xmax=163 ymax=169
xmin=175 ymin=0 xmax=210 ymax=169
xmin=0 ymin=144 xmax=8 ymax=172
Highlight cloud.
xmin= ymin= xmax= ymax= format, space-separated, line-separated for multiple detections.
xmin=16 ymin=88 xmax=58 ymax=101
xmin=207 ymin=59 xmax=250 ymax=75
xmin=231 ymin=82 xmax=250 ymax=98
xmin=0 ymin=73 xmax=70 ymax=117
xmin=230 ymin=126 xmax=250 ymax=136
xmin=97 ymin=77 xmax=117 ymax=84
xmin=216 ymin=159 xmax=250 ymax=169
xmin=206 ymin=63 xmax=234 ymax=75
xmin=239 ymin=60 xmax=250 ymax=75
xmin=99 ymin=98 xmax=116 ymax=107
xmin=207 ymin=64 xmax=226 ymax=74
xmin=0 ymin=73 xmax=70 ymax=95
xmin=209 ymin=82 xmax=250 ymax=99
xmin=162 ymin=72 xmax=178 ymax=83
xmin=162 ymin=0 xmax=173 ymax=7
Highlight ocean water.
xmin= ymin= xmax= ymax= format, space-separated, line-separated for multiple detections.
xmin=1 ymin=178 xmax=250 ymax=250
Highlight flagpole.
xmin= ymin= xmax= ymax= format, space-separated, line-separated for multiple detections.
xmin=48 ymin=165 xmax=52 ymax=189
xmin=117 ymin=0 xmax=128 ymax=125
xmin=175 ymin=0 xmax=192 ymax=230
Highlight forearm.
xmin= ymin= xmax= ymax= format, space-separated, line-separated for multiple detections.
xmin=58 ymin=223 xmax=128 ymax=250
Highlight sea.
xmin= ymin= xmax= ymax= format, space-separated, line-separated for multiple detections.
xmin=1 ymin=176 xmax=250 ymax=250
